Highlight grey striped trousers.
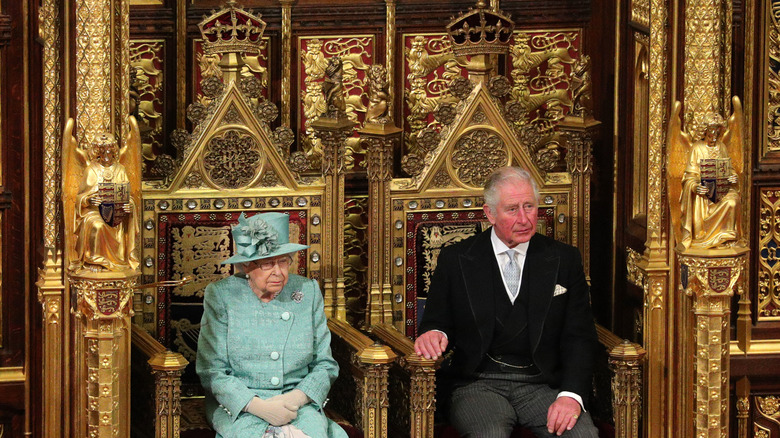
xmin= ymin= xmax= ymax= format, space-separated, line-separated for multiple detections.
xmin=449 ymin=373 xmax=599 ymax=438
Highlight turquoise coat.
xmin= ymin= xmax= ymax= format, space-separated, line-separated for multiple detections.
xmin=196 ymin=274 xmax=347 ymax=438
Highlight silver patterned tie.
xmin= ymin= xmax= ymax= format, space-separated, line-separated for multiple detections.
xmin=503 ymin=249 xmax=520 ymax=298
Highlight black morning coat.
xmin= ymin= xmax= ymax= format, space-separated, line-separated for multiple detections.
xmin=418 ymin=229 xmax=598 ymax=401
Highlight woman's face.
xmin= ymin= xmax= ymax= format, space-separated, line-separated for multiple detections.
xmin=244 ymin=255 xmax=292 ymax=296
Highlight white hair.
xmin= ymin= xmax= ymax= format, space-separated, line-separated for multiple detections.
xmin=483 ymin=167 xmax=540 ymax=211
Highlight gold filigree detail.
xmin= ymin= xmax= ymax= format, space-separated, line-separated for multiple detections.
xmin=261 ymin=170 xmax=281 ymax=187
xmin=41 ymin=0 xmax=62 ymax=249
xmin=202 ymin=130 xmax=262 ymax=189
xmin=509 ymin=31 xmax=579 ymax=140
xmin=404 ymin=34 xmax=459 ymax=152
xmin=768 ymin=8 xmax=780 ymax=154
xmin=684 ymin=0 xmax=729 ymax=138
xmin=647 ymin=0 xmax=668 ymax=244
xmin=630 ymin=0 xmax=650 ymax=28
xmin=758 ymin=188 xmax=780 ymax=319
xmin=470 ymin=109 xmax=487 ymax=125
xmin=170 ymin=225 xmax=231 ymax=297
xmin=130 ymin=40 xmax=164 ymax=163
xmin=300 ymin=36 xmax=373 ymax=170
xmin=626 ymin=247 xmax=647 ymax=289
xmin=344 ymin=198 xmax=369 ymax=328
xmin=450 ymin=129 xmax=508 ymax=187
xmin=221 ymin=104 xmax=244 ymax=125
xmin=432 ymin=169 xmax=452 ymax=188
xmin=757 ymin=396 xmax=780 ymax=417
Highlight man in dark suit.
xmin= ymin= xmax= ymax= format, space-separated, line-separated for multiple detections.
xmin=414 ymin=166 xmax=598 ymax=438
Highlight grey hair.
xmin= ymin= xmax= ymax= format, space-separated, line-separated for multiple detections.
xmin=483 ymin=167 xmax=540 ymax=211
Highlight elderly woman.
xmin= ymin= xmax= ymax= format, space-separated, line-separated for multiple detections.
xmin=197 ymin=212 xmax=348 ymax=438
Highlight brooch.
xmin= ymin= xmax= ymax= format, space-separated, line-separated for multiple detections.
xmin=291 ymin=290 xmax=304 ymax=303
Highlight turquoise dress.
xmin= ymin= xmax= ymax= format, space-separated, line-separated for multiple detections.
xmin=196 ymin=274 xmax=348 ymax=438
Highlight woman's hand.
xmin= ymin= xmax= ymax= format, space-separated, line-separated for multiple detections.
xmin=267 ymin=389 xmax=310 ymax=410
xmin=244 ymin=397 xmax=298 ymax=426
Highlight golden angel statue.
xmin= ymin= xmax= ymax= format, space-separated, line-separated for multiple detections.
xmin=63 ymin=118 xmax=142 ymax=273
xmin=667 ymin=97 xmax=744 ymax=250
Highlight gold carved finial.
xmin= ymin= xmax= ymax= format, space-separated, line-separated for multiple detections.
xmin=446 ymin=1 xmax=514 ymax=57
xmin=198 ymin=2 xmax=266 ymax=56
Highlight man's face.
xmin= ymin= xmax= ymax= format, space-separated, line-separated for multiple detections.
xmin=483 ymin=179 xmax=538 ymax=248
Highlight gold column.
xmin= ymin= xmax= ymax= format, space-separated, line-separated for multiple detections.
xmin=678 ymin=248 xmax=748 ymax=438
xmin=280 ymin=0 xmax=294 ymax=128
xmin=384 ymin=0 xmax=396 ymax=119
xmin=312 ymin=117 xmax=354 ymax=320
xmin=683 ymin=0 xmax=731 ymax=135
xmin=148 ymin=351 xmax=189 ymax=438
xmin=361 ymin=125 xmax=401 ymax=326
xmin=609 ymin=340 xmax=646 ymax=438
xmin=646 ymin=0 xmax=672 ymax=434
xmin=37 ymin=0 xmax=67 ymax=435
xmin=76 ymin=0 xmax=129 ymax=143
xmin=359 ymin=343 xmax=396 ymax=438
xmin=70 ymin=273 xmax=137 ymax=438
xmin=559 ymin=115 xmax=600 ymax=278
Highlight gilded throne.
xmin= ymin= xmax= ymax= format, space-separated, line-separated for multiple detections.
xmin=119 ymin=2 xmax=645 ymax=438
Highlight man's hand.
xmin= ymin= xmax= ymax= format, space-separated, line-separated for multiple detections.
xmin=728 ymin=173 xmax=738 ymax=184
xmin=244 ymin=396 xmax=298 ymax=426
xmin=546 ymin=396 xmax=581 ymax=436
xmin=696 ymin=184 xmax=709 ymax=196
xmin=414 ymin=330 xmax=448 ymax=360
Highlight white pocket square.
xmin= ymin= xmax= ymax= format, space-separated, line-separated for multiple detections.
xmin=553 ymin=284 xmax=567 ymax=296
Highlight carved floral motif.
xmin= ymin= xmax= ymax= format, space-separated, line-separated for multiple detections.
xmin=451 ymin=130 xmax=508 ymax=187
xmin=202 ymin=130 xmax=261 ymax=189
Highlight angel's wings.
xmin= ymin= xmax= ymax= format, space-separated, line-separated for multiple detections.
xmin=666 ymin=100 xmax=692 ymax=249
xmin=123 ymin=116 xmax=143 ymax=271
xmin=721 ymin=96 xmax=744 ymax=176
xmin=62 ymin=118 xmax=87 ymax=268
xmin=124 ymin=115 xmax=143 ymax=208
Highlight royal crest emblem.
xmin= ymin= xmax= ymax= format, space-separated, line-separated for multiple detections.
xmin=98 ymin=182 xmax=130 ymax=226
xmin=97 ymin=289 xmax=121 ymax=316
xmin=707 ymin=267 xmax=732 ymax=293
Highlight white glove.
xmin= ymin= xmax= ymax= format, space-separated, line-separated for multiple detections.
xmin=267 ymin=389 xmax=310 ymax=410
xmin=244 ymin=396 xmax=298 ymax=426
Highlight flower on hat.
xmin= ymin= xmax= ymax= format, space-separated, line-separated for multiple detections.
xmin=234 ymin=213 xmax=280 ymax=259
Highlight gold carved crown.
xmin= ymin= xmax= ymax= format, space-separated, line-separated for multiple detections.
xmin=446 ymin=0 xmax=514 ymax=57
xmin=198 ymin=1 xmax=266 ymax=56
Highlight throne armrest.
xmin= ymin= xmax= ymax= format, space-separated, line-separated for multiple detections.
xmin=132 ymin=324 xmax=189 ymax=438
xmin=328 ymin=318 xmax=397 ymax=438
xmin=599 ymin=324 xmax=645 ymax=438
xmin=371 ymin=323 xmax=440 ymax=438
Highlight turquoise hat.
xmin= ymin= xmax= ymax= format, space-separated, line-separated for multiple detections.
xmin=222 ymin=212 xmax=309 ymax=265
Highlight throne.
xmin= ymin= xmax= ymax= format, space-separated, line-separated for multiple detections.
xmin=129 ymin=3 xmax=380 ymax=437
xmin=359 ymin=3 xmax=645 ymax=438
